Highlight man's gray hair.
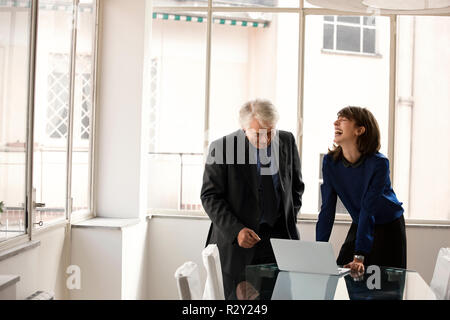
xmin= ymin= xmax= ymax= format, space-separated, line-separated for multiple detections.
xmin=239 ymin=99 xmax=279 ymax=129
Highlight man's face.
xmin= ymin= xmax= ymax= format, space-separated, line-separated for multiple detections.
xmin=244 ymin=117 xmax=274 ymax=149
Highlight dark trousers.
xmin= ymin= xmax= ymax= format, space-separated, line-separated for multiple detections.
xmin=252 ymin=214 xmax=289 ymax=265
xmin=226 ymin=214 xmax=289 ymax=300
xmin=336 ymin=215 xmax=407 ymax=268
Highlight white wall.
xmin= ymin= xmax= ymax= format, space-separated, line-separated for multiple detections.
xmin=95 ymin=0 xmax=149 ymax=219
xmin=0 ymin=226 xmax=69 ymax=300
xmin=122 ymin=222 xmax=148 ymax=299
xmin=70 ymin=227 xmax=122 ymax=299
xmin=146 ymin=216 xmax=450 ymax=299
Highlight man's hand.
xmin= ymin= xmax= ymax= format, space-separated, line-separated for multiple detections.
xmin=344 ymin=258 xmax=365 ymax=273
xmin=236 ymin=281 xmax=260 ymax=300
xmin=237 ymin=228 xmax=261 ymax=248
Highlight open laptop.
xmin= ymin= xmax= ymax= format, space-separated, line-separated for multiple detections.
xmin=270 ymin=238 xmax=350 ymax=276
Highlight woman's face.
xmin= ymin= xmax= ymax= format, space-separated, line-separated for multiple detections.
xmin=333 ymin=116 xmax=363 ymax=146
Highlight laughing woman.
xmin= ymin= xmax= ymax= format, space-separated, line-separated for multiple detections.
xmin=316 ymin=106 xmax=407 ymax=273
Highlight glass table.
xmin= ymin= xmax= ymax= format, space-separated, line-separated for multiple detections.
xmin=233 ymin=264 xmax=436 ymax=300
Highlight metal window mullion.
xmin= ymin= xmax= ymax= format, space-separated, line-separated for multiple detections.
xmin=360 ymin=17 xmax=363 ymax=53
xmin=203 ymin=0 xmax=212 ymax=154
xmin=26 ymin=0 xmax=39 ymax=241
xmin=89 ymin=0 xmax=100 ymax=217
xmin=388 ymin=15 xmax=397 ymax=183
xmin=297 ymin=9 xmax=305 ymax=158
xmin=66 ymin=0 xmax=79 ymax=222
xmin=333 ymin=16 xmax=337 ymax=50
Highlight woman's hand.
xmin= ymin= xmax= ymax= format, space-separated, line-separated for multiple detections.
xmin=344 ymin=258 xmax=365 ymax=273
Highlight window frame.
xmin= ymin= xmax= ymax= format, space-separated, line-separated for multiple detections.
xmin=322 ymin=15 xmax=378 ymax=55
xmin=147 ymin=1 xmax=450 ymax=225
xmin=0 ymin=0 xmax=99 ymax=250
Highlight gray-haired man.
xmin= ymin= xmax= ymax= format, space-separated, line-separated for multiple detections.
xmin=200 ymin=99 xmax=305 ymax=299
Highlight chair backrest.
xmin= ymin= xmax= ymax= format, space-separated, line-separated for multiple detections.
xmin=174 ymin=261 xmax=202 ymax=300
xmin=202 ymin=244 xmax=225 ymax=300
xmin=430 ymin=247 xmax=450 ymax=300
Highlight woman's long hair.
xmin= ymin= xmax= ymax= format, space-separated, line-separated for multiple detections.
xmin=329 ymin=106 xmax=381 ymax=161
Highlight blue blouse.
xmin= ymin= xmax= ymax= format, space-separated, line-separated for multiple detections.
xmin=316 ymin=152 xmax=404 ymax=255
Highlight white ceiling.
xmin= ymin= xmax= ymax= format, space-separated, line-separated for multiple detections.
xmin=307 ymin=0 xmax=450 ymax=14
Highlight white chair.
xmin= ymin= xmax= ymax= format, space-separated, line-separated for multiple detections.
xmin=174 ymin=261 xmax=202 ymax=300
xmin=202 ymin=244 xmax=225 ymax=300
xmin=430 ymin=247 xmax=450 ymax=300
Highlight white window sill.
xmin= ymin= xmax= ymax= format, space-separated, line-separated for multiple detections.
xmin=321 ymin=48 xmax=383 ymax=59
xmin=72 ymin=217 xmax=142 ymax=230
xmin=0 ymin=275 xmax=20 ymax=291
xmin=147 ymin=210 xmax=450 ymax=228
xmin=0 ymin=240 xmax=40 ymax=263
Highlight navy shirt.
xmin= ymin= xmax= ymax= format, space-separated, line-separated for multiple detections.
xmin=316 ymin=152 xmax=404 ymax=255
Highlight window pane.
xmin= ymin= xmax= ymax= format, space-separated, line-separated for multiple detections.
xmin=148 ymin=154 xmax=181 ymax=210
xmin=363 ymin=16 xmax=376 ymax=26
xmin=337 ymin=16 xmax=360 ymax=25
xmin=181 ymin=155 xmax=203 ymax=211
xmin=33 ymin=0 xmax=74 ymax=227
xmin=72 ymin=0 xmax=96 ymax=213
xmin=323 ymin=23 xmax=334 ymax=50
xmin=0 ymin=1 xmax=31 ymax=241
xmin=302 ymin=15 xmax=391 ymax=214
xmin=149 ymin=10 xmax=206 ymax=211
xmin=210 ymin=12 xmax=299 ymax=142
xmin=363 ymin=28 xmax=375 ymax=54
xmin=324 ymin=16 xmax=334 ymax=22
xmin=394 ymin=16 xmax=450 ymax=221
xmin=336 ymin=25 xmax=360 ymax=52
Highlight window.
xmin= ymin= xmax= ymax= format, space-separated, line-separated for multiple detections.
xmin=33 ymin=0 xmax=75 ymax=227
xmin=393 ymin=16 xmax=450 ymax=221
xmin=302 ymin=14 xmax=390 ymax=215
xmin=148 ymin=11 xmax=207 ymax=211
xmin=1 ymin=0 xmax=97 ymax=243
xmin=72 ymin=0 xmax=96 ymax=214
xmin=34 ymin=0 xmax=97 ymax=227
xmin=149 ymin=4 xmax=299 ymax=214
xmin=0 ymin=0 xmax=31 ymax=241
xmin=148 ymin=1 xmax=450 ymax=223
xmin=323 ymin=15 xmax=377 ymax=55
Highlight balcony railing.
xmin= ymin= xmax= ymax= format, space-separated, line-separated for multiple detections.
xmin=148 ymin=152 xmax=204 ymax=212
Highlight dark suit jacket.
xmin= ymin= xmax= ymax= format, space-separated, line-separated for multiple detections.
xmin=200 ymin=129 xmax=305 ymax=281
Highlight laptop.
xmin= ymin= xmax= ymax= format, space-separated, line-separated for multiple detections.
xmin=270 ymin=238 xmax=350 ymax=276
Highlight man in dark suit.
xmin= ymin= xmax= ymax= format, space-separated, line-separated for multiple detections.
xmin=200 ymin=99 xmax=305 ymax=299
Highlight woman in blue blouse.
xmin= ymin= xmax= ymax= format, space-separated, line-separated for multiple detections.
xmin=316 ymin=106 xmax=406 ymax=273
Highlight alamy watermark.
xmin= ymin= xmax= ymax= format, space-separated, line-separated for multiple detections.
xmin=66 ymin=265 xmax=81 ymax=290
xmin=205 ymin=129 xmax=280 ymax=176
